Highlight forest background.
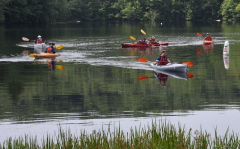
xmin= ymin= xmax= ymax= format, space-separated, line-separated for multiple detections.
xmin=0 ymin=0 xmax=239 ymax=23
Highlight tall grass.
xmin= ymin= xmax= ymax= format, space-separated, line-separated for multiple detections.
xmin=1 ymin=120 xmax=239 ymax=148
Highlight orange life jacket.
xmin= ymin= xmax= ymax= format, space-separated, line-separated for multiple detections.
xmin=47 ymin=47 xmax=52 ymax=53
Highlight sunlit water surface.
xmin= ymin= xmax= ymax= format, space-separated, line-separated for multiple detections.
xmin=0 ymin=21 xmax=240 ymax=143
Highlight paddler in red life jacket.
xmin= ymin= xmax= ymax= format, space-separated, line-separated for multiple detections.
xmin=153 ymin=50 xmax=171 ymax=65
xmin=203 ymin=33 xmax=213 ymax=41
xmin=34 ymin=35 xmax=46 ymax=44
xmin=44 ymin=42 xmax=56 ymax=54
xmin=150 ymin=36 xmax=158 ymax=44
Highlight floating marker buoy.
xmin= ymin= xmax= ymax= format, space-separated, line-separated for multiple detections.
xmin=223 ymin=41 xmax=229 ymax=69
xmin=223 ymin=41 xmax=229 ymax=55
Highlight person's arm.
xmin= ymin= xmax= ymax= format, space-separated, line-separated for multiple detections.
xmin=52 ymin=48 xmax=56 ymax=53
xmin=210 ymin=36 xmax=213 ymax=41
xmin=154 ymin=57 xmax=160 ymax=65
xmin=44 ymin=48 xmax=47 ymax=53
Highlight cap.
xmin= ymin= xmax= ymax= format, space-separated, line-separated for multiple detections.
xmin=38 ymin=35 xmax=41 ymax=38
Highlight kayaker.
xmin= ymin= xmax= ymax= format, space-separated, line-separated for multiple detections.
xmin=151 ymin=36 xmax=158 ymax=44
xmin=44 ymin=42 xmax=56 ymax=54
xmin=153 ymin=50 xmax=171 ymax=65
xmin=34 ymin=35 xmax=46 ymax=44
xmin=203 ymin=33 xmax=213 ymax=41
xmin=138 ymin=38 xmax=148 ymax=44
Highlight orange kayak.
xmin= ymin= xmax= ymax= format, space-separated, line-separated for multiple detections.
xmin=203 ymin=41 xmax=213 ymax=45
xmin=31 ymin=52 xmax=61 ymax=59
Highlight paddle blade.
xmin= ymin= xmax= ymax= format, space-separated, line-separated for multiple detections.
xmin=56 ymin=45 xmax=63 ymax=50
xmin=138 ymin=58 xmax=149 ymax=63
xmin=182 ymin=62 xmax=193 ymax=67
xmin=197 ymin=33 xmax=202 ymax=36
xmin=130 ymin=36 xmax=136 ymax=40
xmin=29 ymin=54 xmax=35 ymax=57
xmin=22 ymin=37 xmax=29 ymax=41
xmin=141 ymin=29 xmax=146 ymax=35
xmin=187 ymin=73 xmax=193 ymax=78
xmin=138 ymin=75 xmax=148 ymax=79
xmin=56 ymin=65 xmax=63 ymax=71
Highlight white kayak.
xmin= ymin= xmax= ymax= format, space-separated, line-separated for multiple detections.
xmin=34 ymin=43 xmax=46 ymax=54
xmin=150 ymin=63 xmax=187 ymax=72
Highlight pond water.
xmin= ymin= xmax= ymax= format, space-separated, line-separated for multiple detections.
xmin=0 ymin=21 xmax=240 ymax=143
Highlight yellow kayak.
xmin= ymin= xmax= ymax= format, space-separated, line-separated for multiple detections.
xmin=30 ymin=52 xmax=61 ymax=59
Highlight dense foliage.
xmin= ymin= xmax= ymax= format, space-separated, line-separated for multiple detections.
xmin=0 ymin=0 xmax=240 ymax=23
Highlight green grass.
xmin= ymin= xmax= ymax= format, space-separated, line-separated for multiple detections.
xmin=1 ymin=120 xmax=240 ymax=149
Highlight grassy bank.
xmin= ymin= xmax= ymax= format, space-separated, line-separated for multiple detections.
xmin=1 ymin=121 xmax=239 ymax=148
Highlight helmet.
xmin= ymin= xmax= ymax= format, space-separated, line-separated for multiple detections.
xmin=152 ymin=36 xmax=155 ymax=38
xmin=49 ymin=42 xmax=55 ymax=45
xmin=38 ymin=35 xmax=41 ymax=38
xmin=206 ymin=33 xmax=209 ymax=35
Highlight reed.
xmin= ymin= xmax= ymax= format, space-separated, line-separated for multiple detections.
xmin=1 ymin=120 xmax=239 ymax=149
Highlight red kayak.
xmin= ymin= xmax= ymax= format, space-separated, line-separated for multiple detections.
xmin=203 ymin=41 xmax=213 ymax=45
xmin=121 ymin=42 xmax=168 ymax=47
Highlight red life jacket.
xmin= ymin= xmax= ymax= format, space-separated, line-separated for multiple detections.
xmin=159 ymin=56 xmax=168 ymax=65
xmin=37 ymin=39 xmax=43 ymax=44
xmin=204 ymin=36 xmax=212 ymax=41
xmin=47 ymin=47 xmax=52 ymax=53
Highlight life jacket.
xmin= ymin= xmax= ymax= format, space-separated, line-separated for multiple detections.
xmin=159 ymin=56 xmax=168 ymax=65
xmin=47 ymin=47 xmax=53 ymax=53
xmin=37 ymin=39 xmax=43 ymax=44
xmin=204 ymin=36 xmax=212 ymax=41
xmin=150 ymin=40 xmax=154 ymax=44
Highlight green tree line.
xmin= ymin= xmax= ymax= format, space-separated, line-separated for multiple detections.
xmin=0 ymin=0 xmax=240 ymax=23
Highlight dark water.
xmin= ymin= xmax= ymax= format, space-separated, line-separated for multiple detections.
xmin=0 ymin=21 xmax=240 ymax=142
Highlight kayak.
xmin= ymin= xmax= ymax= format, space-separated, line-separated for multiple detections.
xmin=150 ymin=63 xmax=187 ymax=72
xmin=32 ymin=52 xmax=61 ymax=59
xmin=203 ymin=41 xmax=213 ymax=45
xmin=34 ymin=43 xmax=46 ymax=53
xmin=121 ymin=42 xmax=168 ymax=47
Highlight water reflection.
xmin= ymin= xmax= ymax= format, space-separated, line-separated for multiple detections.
xmin=223 ymin=55 xmax=229 ymax=70
xmin=203 ymin=44 xmax=213 ymax=55
xmin=32 ymin=59 xmax=63 ymax=71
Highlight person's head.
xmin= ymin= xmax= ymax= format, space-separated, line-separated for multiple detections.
xmin=206 ymin=33 xmax=209 ymax=37
xmin=160 ymin=50 xmax=166 ymax=56
xmin=143 ymin=38 xmax=146 ymax=41
xmin=38 ymin=35 xmax=41 ymax=39
xmin=152 ymin=36 xmax=155 ymax=40
xmin=49 ymin=42 xmax=55 ymax=47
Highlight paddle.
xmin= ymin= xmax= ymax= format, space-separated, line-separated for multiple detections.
xmin=22 ymin=37 xmax=30 ymax=41
xmin=138 ymin=73 xmax=193 ymax=79
xmin=130 ymin=36 xmax=136 ymax=40
xmin=138 ymin=58 xmax=193 ymax=67
xmin=197 ymin=33 xmax=202 ymax=37
xmin=141 ymin=29 xmax=150 ymax=37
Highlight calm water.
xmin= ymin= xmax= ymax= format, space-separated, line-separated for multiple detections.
xmin=0 ymin=21 xmax=240 ymax=142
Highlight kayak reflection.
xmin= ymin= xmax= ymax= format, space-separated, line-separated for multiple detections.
xmin=203 ymin=44 xmax=213 ymax=55
xmin=32 ymin=59 xmax=63 ymax=71
xmin=223 ymin=55 xmax=229 ymax=70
